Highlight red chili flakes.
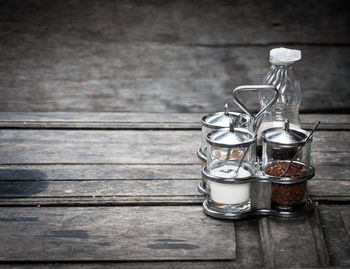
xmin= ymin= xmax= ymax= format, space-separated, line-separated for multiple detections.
xmin=265 ymin=161 xmax=308 ymax=205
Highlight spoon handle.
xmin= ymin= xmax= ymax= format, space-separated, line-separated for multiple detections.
xmin=235 ymin=146 xmax=250 ymax=173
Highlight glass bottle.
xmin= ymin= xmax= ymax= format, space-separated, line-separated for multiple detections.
xmin=257 ymin=48 xmax=302 ymax=145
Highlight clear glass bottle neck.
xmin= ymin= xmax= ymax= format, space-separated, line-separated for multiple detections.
xmin=271 ymin=63 xmax=293 ymax=70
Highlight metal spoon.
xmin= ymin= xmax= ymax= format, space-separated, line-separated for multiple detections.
xmin=280 ymin=121 xmax=320 ymax=177
xmin=227 ymin=114 xmax=259 ymax=176
xmin=233 ymin=114 xmax=265 ymax=175
xmin=234 ymin=146 xmax=249 ymax=175
xmin=225 ymin=115 xmax=245 ymax=161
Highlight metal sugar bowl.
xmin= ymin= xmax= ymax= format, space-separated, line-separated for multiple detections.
xmin=202 ymin=123 xmax=257 ymax=218
xmin=261 ymin=120 xmax=318 ymax=212
xmin=197 ymin=104 xmax=251 ymax=193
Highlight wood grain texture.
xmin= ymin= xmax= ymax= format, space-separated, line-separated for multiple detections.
xmin=0 ymin=0 xmax=348 ymax=265
xmin=259 ymin=211 xmax=329 ymax=268
xmin=0 ymin=45 xmax=349 ymax=113
xmin=0 ymin=179 xmax=200 ymax=198
xmin=0 ymin=206 xmax=235 ymax=261
xmin=0 ymin=163 xmax=348 ymax=182
xmin=319 ymin=205 xmax=350 ymax=267
xmin=0 ymin=179 xmax=348 ymax=206
xmin=0 ymin=129 xmax=348 ymax=164
xmin=1 ymin=0 xmax=348 ymax=46
xmin=0 ymin=164 xmax=200 ymax=180
xmin=0 ymin=219 xmax=262 ymax=268
xmin=0 ymin=112 xmax=201 ymax=130
xmin=0 ymin=1 xmax=349 ymax=113
xmin=0 ymin=163 xmax=348 ymax=206
xmin=0 ymin=113 xmax=349 ymax=130
xmin=309 ymin=180 xmax=350 ymax=201
xmin=341 ymin=211 xmax=350 ymax=248
xmin=309 ymin=209 xmax=330 ymax=266
xmin=0 ymin=129 xmax=201 ymax=164
xmin=0 ymin=128 xmax=348 ymax=206
xmin=0 ymin=162 xmax=345 ymax=180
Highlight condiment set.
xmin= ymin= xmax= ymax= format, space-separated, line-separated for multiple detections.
xmin=197 ymin=48 xmax=319 ymax=220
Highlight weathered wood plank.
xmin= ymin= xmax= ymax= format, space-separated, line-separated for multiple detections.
xmin=0 ymin=113 xmax=348 ymax=130
xmin=0 ymin=130 xmax=201 ymax=164
xmin=0 ymin=179 xmax=349 ymax=206
xmin=0 ymin=262 xmax=255 ymax=269
xmin=0 ymin=160 xmax=347 ymax=207
xmin=0 ymin=219 xmax=262 ymax=268
xmin=0 ymin=112 xmax=201 ymax=129
xmin=259 ymin=210 xmax=329 ymax=268
xmin=0 ymin=45 xmax=349 ymax=113
xmin=309 ymin=209 xmax=330 ymax=266
xmin=341 ymin=211 xmax=350 ymax=247
xmin=1 ymin=1 xmax=349 ymax=114
xmin=0 ymin=130 xmax=348 ymax=164
xmin=0 ymin=163 xmax=347 ymax=181
xmin=0 ymin=164 xmax=200 ymax=180
xmin=0 ymin=180 xmax=199 ymax=198
xmin=0 ymin=206 xmax=235 ymax=261
xmin=319 ymin=205 xmax=350 ymax=267
xmin=1 ymin=0 xmax=348 ymax=46
xmin=313 ymin=166 xmax=350 ymax=181
xmin=301 ymin=114 xmax=350 ymax=130
xmin=0 ymin=196 xmax=203 ymax=207
xmin=309 ymin=180 xmax=350 ymax=201
xmin=0 ymin=128 xmax=348 ymax=206
xmin=0 ymin=262 xmax=252 ymax=269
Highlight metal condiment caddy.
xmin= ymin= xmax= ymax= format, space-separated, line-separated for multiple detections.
xmin=197 ymin=85 xmax=319 ymax=220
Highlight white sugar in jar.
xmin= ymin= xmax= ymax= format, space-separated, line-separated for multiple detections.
xmin=204 ymin=125 xmax=256 ymax=214
xmin=208 ymin=165 xmax=251 ymax=205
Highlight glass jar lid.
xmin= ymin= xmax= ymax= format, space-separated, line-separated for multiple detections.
xmin=261 ymin=120 xmax=308 ymax=146
xmin=201 ymin=104 xmax=250 ymax=129
xmin=207 ymin=126 xmax=255 ymax=148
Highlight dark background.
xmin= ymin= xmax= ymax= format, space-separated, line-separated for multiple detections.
xmin=0 ymin=0 xmax=349 ymax=113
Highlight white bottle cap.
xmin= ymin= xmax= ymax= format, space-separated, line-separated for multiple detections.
xmin=269 ymin=47 xmax=301 ymax=64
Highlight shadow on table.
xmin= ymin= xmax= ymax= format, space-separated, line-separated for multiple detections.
xmin=0 ymin=169 xmax=48 ymax=197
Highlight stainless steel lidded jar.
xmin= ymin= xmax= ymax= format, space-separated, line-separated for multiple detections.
xmin=197 ymin=105 xmax=251 ymax=194
xmin=202 ymin=123 xmax=256 ymax=216
xmin=261 ymin=120 xmax=314 ymax=208
xmin=206 ymin=124 xmax=256 ymax=178
xmin=198 ymin=104 xmax=251 ymax=162
xmin=261 ymin=119 xmax=313 ymax=173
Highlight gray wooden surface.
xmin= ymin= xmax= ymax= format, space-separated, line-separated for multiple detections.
xmin=0 ymin=113 xmax=349 ymax=129
xmin=0 ymin=112 xmax=349 ymax=268
xmin=0 ymin=129 xmax=348 ymax=164
xmin=0 ymin=0 xmax=349 ymax=113
xmin=0 ymin=206 xmax=236 ymax=261
xmin=0 ymin=0 xmax=349 ymax=267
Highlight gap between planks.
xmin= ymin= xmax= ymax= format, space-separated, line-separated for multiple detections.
xmin=0 ymin=113 xmax=349 ymax=130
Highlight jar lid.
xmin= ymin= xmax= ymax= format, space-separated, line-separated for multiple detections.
xmin=207 ymin=126 xmax=255 ymax=148
xmin=201 ymin=104 xmax=250 ymax=129
xmin=261 ymin=120 xmax=308 ymax=146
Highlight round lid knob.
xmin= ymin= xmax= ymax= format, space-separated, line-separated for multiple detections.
xmin=201 ymin=104 xmax=250 ymax=129
xmin=261 ymin=120 xmax=308 ymax=146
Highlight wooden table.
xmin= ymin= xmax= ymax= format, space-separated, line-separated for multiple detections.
xmin=0 ymin=112 xmax=349 ymax=268
xmin=0 ymin=1 xmax=349 ymax=267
